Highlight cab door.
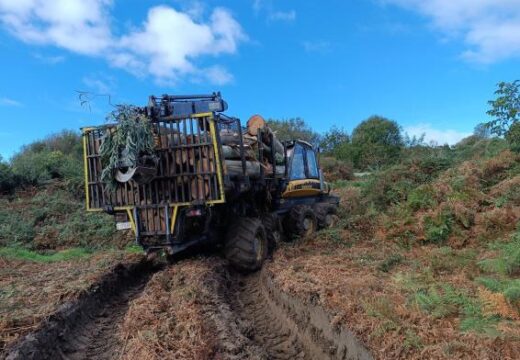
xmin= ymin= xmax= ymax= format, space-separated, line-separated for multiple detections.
xmin=282 ymin=142 xmax=322 ymax=198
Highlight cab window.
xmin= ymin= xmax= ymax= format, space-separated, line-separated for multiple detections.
xmin=290 ymin=145 xmax=306 ymax=180
xmin=306 ymin=149 xmax=319 ymax=178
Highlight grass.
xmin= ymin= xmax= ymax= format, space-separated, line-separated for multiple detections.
xmin=377 ymin=253 xmax=403 ymax=273
xmin=0 ymin=247 xmax=92 ymax=262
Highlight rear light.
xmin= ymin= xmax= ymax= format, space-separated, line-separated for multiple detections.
xmin=186 ymin=209 xmax=203 ymax=217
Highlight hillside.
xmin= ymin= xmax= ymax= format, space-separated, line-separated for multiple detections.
xmin=267 ymin=140 xmax=520 ymax=358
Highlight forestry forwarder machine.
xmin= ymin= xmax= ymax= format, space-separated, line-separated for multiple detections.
xmin=82 ymin=93 xmax=339 ymax=271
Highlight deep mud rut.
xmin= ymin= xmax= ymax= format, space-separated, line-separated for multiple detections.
xmin=5 ymin=258 xmax=371 ymax=360
xmin=56 ymin=273 xmax=151 ymax=360
xmin=231 ymin=273 xmax=310 ymax=359
xmin=4 ymin=260 xmax=160 ymax=360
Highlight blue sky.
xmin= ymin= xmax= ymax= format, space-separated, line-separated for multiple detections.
xmin=1 ymin=0 xmax=519 ymax=159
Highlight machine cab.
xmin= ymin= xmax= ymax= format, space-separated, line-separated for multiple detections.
xmin=282 ymin=141 xmax=324 ymax=198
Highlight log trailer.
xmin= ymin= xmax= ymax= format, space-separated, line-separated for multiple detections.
xmin=82 ymin=93 xmax=338 ymax=271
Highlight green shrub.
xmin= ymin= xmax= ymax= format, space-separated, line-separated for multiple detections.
xmin=0 ymin=185 xmax=120 ymax=250
xmin=414 ymin=284 xmax=500 ymax=335
xmin=378 ymin=253 xmax=403 ymax=272
xmin=423 ymin=211 xmax=453 ymax=243
xmin=9 ymin=131 xmax=83 ymax=189
xmin=478 ymin=232 xmax=520 ymax=275
xmin=0 ymin=157 xmax=16 ymax=193
xmin=506 ymin=121 xmax=520 ymax=153
xmin=320 ymin=156 xmax=353 ymax=182
xmin=407 ymin=185 xmax=436 ymax=211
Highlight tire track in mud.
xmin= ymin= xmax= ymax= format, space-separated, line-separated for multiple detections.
xmin=218 ymin=267 xmax=372 ymax=360
xmin=232 ymin=273 xmax=309 ymax=360
xmin=57 ymin=272 xmax=152 ymax=360
xmin=5 ymin=260 xmax=161 ymax=360
xmin=5 ymin=257 xmax=371 ymax=360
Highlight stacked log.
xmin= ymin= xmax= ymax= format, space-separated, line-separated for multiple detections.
xmin=220 ymin=114 xmax=286 ymax=178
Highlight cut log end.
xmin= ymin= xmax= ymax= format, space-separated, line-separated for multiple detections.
xmin=247 ymin=114 xmax=266 ymax=136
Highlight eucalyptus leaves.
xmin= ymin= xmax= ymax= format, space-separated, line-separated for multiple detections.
xmin=100 ymin=105 xmax=157 ymax=191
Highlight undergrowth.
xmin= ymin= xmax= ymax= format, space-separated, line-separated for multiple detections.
xmin=0 ymin=247 xmax=92 ymax=262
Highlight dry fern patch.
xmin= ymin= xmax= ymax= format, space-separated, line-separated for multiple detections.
xmin=0 ymin=249 xmax=143 ymax=353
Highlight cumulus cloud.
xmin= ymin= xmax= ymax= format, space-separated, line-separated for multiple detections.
xmin=384 ymin=0 xmax=520 ymax=63
xmin=404 ymin=123 xmax=471 ymax=145
xmin=0 ymin=1 xmax=246 ymax=84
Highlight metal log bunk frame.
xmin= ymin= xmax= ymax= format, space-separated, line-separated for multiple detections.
xmin=82 ymin=93 xmax=287 ymax=249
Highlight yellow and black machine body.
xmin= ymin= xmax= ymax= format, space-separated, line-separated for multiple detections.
xmin=82 ymin=93 xmax=338 ymax=271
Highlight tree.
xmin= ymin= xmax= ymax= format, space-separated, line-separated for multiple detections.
xmin=473 ymin=123 xmax=491 ymax=139
xmin=348 ymin=116 xmax=403 ymax=170
xmin=266 ymin=118 xmax=321 ymax=146
xmin=320 ymin=126 xmax=349 ymax=154
xmin=486 ymin=80 xmax=520 ymax=152
xmin=506 ymin=122 xmax=520 ymax=153
xmin=486 ymin=81 xmax=520 ymax=135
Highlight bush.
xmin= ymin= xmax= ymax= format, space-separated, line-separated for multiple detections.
xmin=0 ymin=184 xmax=123 ymax=250
xmin=320 ymin=156 xmax=353 ymax=182
xmin=423 ymin=210 xmax=453 ymax=243
xmin=478 ymin=231 xmax=520 ymax=276
xmin=407 ymin=185 xmax=436 ymax=211
xmin=9 ymin=131 xmax=83 ymax=189
xmin=506 ymin=121 xmax=520 ymax=153
xmin=0 ymin=156 xmax=15 ymax=193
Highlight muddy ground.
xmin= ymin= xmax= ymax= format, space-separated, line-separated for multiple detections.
xmin=2 ymin=256 xmax=372 ymax=360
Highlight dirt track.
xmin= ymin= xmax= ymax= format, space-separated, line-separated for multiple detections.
xmin=56 ymin=272 xmax=151 ymax=359
xmin=4 ymin=258 xmax=371 ymax=360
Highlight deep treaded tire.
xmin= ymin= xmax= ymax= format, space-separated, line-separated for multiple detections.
xmin=283 ymin=205 xmax=317 ymax=241
xmin=262 ymin=213 xmax=283 ymax=252
xmin=224 ymin=217 xmax=268 ymax=272
xmin=314 ymin=203 xmax=339 ymax=229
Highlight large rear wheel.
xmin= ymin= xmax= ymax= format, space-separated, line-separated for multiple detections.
xmin=262 ymin=213 xmax=283 ymax=252
xmin=224 ymin=217 xmax=268 ymax=272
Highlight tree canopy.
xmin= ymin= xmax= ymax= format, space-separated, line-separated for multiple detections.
xmin=486 ymin=80 xmax=520 ymax=152
xmin=345 ymin=116 xmax=403 ymax=170
xmin=266 ymin=117 xmax=321 ymax=146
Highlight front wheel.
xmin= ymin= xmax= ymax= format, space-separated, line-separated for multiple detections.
xmin=224 ymin=217 xmax=268 ymax=272
xmin=315 ymin=203 xmax=339 ymax=229
xmin=283 ymin=205 xmax=317 ymax=241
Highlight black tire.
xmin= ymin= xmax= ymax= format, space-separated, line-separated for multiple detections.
xmin=283 ymin=205 xmax=317 ymax=241
xmin=262 ymin=213 xmax=283 ymax=252
xmin=315 ymin=203 xmax=339 ymax=229
xmin=224 ymin=217 xmax=268 ymax=272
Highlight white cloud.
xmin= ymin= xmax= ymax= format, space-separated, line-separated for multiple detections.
xmin=269 ymin=10 xmax=296 ymax=22
xmin=204 ymin=65 xmax=234 ymax=85
xmin=115 ymin=6 xmax=246 ymax=83
xmin=32 ymin=53 xmax=65 ymax=64
xmin=404 ymin=123 xmax=471 ymax=145
xmin=0 ymin=97 xmax=22 ymax=107
xmin=0 ymin=1 xmax=246 ymax=85
xmin=384 ymin=0 xmax=520 ymax=63
xmin=83 ymin=74 xmax=116 ymax=94
xmin=253 ymin=0 xmax=296 ymax=22
xmin=0 ymin=0 xmax=113 ymax=55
